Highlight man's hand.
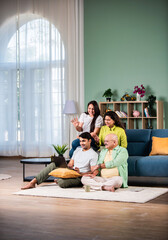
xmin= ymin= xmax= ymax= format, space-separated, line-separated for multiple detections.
xmin=67 ymin=165 xmax=73 ymax=169
xmin=82 ymin=173 xmax=95 ymax=178
xmin=91 ymin=163 xmax=106 ymax=172
xmin=100 ymin=163 xmax=106 ymax=169
xmin=74 ymin=167 xmax=80 ymax=173
xmin=67 ymin=159 xmax=74 ymax=169
xmin=91 ymin=164 xmax=100 ymax=172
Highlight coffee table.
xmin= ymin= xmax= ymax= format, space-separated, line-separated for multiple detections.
xmin=20 ymin=158 xmax=54 ymax=182
xmin=20 ymin=158 xmax=70 ymax=182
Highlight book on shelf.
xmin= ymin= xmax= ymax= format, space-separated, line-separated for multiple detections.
xmin=115 ymin=111 xmax=122 ymax=118
xmin=115 ymin=111 xmax=128 ymax=118
xmin=121 ymin=111 xmax=128 ymax=117
xmin=144 ymin=107 xmax=150 ymax=117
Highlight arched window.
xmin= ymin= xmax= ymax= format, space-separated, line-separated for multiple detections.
xmin=6 ymin=18 xmax=65 ymax=62
xmin=0 ymin=15 xmax=66 ymax=157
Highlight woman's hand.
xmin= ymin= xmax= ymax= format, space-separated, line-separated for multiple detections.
xmin=93 ymin=134 xmax=99 ymax=143
xmin=90 ymin=127 xmax=101 ymax=140
xmin=71 ymin=118 xmax=83 ymax=132
xmin=71 ymin=117 xmax=79 ymax=127
xmin=90 ymin=132 xmax=96 ymax=138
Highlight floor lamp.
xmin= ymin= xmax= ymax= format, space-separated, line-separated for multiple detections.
xmin=63 ymin=100 xmax=77 ymax=151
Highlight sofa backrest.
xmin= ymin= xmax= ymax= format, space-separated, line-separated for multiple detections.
xmin=126 ymin=129 xmax=152 ymax=156
xmin=126 ymin=129 xmax=168 ymax=156
xmin=149 ymin=129 xmax=168 ymax=150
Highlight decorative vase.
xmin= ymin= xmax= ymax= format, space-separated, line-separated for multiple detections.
xmin=136 ymin=93 xmax=141 ymax=101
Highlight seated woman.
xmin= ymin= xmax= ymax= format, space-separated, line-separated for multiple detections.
xmin=69 ymin=100 xmax=103 ymax=158
xmin=94 ymin=110 xmax=127 ymax=148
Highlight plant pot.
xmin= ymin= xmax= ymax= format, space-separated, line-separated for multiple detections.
xmin=106 ymin=97 xmax=111 ymax=102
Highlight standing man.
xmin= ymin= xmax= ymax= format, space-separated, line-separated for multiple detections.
xmin=81 ymin=133 xmax=128 ymax=192
xmin=21 ymin=132 xmax=98 ymax=189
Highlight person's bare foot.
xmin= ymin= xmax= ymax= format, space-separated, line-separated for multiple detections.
xmin=54 ymin=179 xmax=58 ymax=184
xmin=21 ymin=178 xmax=37 ymax=190
xmin=102 ymin=186 xmax=115 ymax=192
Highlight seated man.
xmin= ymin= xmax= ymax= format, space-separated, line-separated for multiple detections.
xmin=81 ymin=133 xmax=128 ymax=192
xmin=21 ymin=132 xmax=98 ymax=190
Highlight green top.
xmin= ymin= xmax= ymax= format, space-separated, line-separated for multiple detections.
xmin=99 ymin=125 xmax=127 ymax=148
xmin=97 ymin=145 xmax=128 ymax=188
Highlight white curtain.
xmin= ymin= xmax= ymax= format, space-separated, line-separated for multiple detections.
xmin=0 ymin=0 xmax=84 ymax=157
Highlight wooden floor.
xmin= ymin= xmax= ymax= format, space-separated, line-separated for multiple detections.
xmin=0 ymin=158 xmax=168 ymax=240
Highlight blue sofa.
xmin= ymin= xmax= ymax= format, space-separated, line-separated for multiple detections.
xmin=126 ymin=129 xmax=168 ymax=185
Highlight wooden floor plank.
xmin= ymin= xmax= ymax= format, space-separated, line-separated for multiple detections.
xmin=0 ymin=158 xmax=168 ymax=240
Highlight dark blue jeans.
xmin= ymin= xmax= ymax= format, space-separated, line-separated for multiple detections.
xmin=69 ymin=137 xmax=99 ymax=158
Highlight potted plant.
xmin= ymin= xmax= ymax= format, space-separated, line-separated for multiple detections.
xmin=51 ymin=144 xmax=68 ymax=164
xmin=147 ymin=95 xmax=156 ymax=116
xmin=102 ymin=88 xmax=113 ymax=102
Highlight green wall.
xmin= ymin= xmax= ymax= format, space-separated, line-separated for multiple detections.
xmin=84 ymin=0 xmax=168 ymax=128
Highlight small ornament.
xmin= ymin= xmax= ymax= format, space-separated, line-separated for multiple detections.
xmin=133 ymin=110 xmax=140 ymax=117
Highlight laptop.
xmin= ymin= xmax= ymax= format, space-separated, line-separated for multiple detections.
xmin=52 ymin=156 xmax=68 ymax=168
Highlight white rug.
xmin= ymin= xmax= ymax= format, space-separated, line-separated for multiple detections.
xmin=14 ymin=184 xmax=168 ymax=203
xmin=0 ymin=174 xmax=11 ymax=181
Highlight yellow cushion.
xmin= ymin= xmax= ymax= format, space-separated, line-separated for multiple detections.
xmin=149 ymin=137 xmax=168 ymax=156
xmin=49 ymin=168 xmax=81 ymax=178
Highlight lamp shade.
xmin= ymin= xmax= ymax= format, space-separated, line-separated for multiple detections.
xmin=63 ymin=100 xmax=77 ymax=115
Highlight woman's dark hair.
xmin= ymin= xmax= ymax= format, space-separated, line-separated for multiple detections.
xmin=104 ymin=111 xmax=125 ymax=130
xmin=85 ymin=100 xmax=100 ymax=133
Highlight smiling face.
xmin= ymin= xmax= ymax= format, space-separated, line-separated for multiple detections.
xmin=104 ymin=134 xmax=118 ymax=150
xmin=87 ymin=104 xmax=95 ymax=117
xmin=104 ymin=116 xmax=115 ymax=128
xmin=79 ymin=137 xmax=91 ymax=151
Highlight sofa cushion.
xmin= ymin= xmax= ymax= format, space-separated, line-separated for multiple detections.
xmin=149 ymin=136 xmax=168 ymax=155
xmin=151 ymin=129 xmax=168 ymax=138
xmin=136 ymin=156 xmax=168 ymax=177
xmin=127 ymin=156 xmax=138 ymax=176
xmin=49 ymin=168 xmax=81 ymax=178
xmin=149 ymin=129 xmax=168 ymax=152
xmin=126 ymin=129 xmax=151 ymax=156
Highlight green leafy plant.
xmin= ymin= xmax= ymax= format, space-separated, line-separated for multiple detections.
xmin=147 ymin=95 xmax=156 ymax=116
xmin=102 ymin=88 xmax=113 ymax=101
xmin=147 ymin=95 xmax=156 ymax=108
xmin=52 ymin=144 xmax=68 ymax=156
xmin=102 ymin=88 xmax=113 ymax=98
